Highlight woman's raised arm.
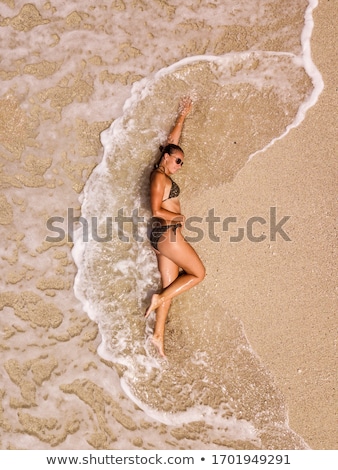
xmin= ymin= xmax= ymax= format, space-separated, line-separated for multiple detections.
xmin=166 ymin=97 xmax=192 ymax=145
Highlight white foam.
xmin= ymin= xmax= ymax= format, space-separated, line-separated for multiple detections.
xmin=120 ymin=376 xmax=259 ymax=444
xmin=248 ymin=0 xmax=323 ymax=160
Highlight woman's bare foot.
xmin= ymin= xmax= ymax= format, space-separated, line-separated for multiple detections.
xmin=151 ymin=335 xmax=166 ymax=358
xmin=144 ymin=293 xmax=163 ymax=318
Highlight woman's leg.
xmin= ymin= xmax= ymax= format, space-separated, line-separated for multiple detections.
xmin=145 ymin=228 xmax=205 ymax=317
xmin=151 ymin=254 xmax=179 ymax=357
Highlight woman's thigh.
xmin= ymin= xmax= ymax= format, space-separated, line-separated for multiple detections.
xmin=157 ymin=228 xmax=205 ymax=278
xmin=156 ymin=253 xmax=179 ymax=288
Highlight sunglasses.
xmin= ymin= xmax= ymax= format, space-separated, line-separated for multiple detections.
xmin=174 ymin=157 xmax=184 ymax=166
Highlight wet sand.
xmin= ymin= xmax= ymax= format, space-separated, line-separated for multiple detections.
xmin=0 ymin=1 xmax=337 ymax=449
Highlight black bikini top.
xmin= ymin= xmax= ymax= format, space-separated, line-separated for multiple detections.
xmin=163 ymin=176 xmax=180 ymax=201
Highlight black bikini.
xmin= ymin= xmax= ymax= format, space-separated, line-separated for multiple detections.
xmin=149 ymin=222 xmax=182 ymax=251
xmin=149 ymin=175 xmax=181 ymax=251
xmin=162 ymin=177 xmax=180 ymax=201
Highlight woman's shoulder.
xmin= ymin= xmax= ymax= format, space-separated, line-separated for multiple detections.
xmin=151 ymin=168 xmax=166 ymax=182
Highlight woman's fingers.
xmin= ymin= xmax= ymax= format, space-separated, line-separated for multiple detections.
xmin=179 ymin=96 xmax=193 ymax=116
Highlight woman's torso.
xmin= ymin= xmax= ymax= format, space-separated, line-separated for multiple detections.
xmin=151 ymin=170 xmax=181 ymax=225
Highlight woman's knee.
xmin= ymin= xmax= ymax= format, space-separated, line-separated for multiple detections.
xmin=191 ymin=262 xmax=205 ymax=284
xmin=197 ymin=264 xmax=206 ymax=282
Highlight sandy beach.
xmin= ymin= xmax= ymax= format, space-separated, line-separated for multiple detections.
xmin=225 ymin=2 xmax=337 ymax=448
xmin=0 ymin=0 xmax=336 ymax=450
xmin=229 ymin=1 xmax=337 ymax=448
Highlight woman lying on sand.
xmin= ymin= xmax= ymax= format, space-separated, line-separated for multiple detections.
xmin=145 ymin=97 xmax=205 ymax=357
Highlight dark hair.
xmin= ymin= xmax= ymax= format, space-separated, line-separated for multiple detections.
xmin=154 ymin=143 xmax=184 ymax=169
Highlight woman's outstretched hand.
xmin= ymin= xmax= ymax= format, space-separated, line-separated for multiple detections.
xmin=178 ymin=96 xmax=193 ymax=118
xmin=167 ymin=96 xmax=193 ymax=145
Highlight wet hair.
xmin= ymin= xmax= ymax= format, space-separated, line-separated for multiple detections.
xmin=154 ymin=143 xmax=184 ymax=169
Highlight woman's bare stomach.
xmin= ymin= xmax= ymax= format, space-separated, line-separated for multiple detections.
xmin=160 ymin=199 xmax=181 ymax=224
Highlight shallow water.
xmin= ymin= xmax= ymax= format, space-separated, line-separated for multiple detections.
xmin=0 ymin=0 xmax=322 ymax=449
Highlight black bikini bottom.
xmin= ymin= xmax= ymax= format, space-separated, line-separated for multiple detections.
xmin=149 ymin=223 xmax=182 ymax=251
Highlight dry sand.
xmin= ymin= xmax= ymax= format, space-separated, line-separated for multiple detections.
xmin=209 ymin=1 xmax=337 ymax=448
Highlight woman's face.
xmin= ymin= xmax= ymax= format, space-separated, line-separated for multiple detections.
xmin=165 ymin=150 xmax=184 ymax=174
